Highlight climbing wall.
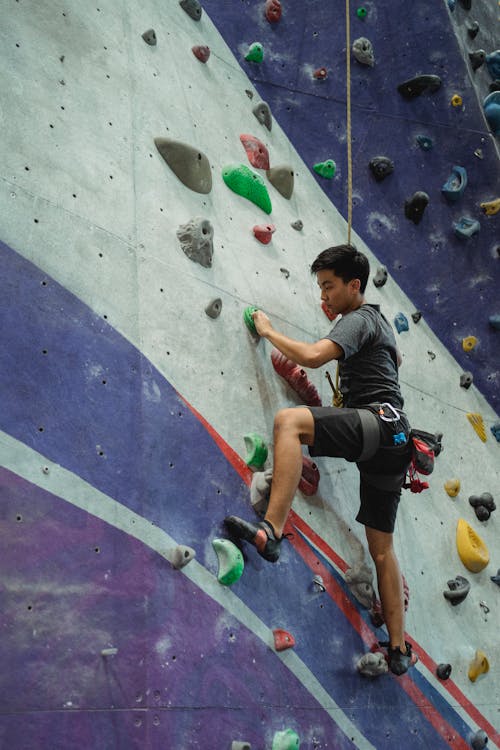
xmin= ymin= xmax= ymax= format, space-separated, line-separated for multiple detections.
xmin=0 ymin=1 xmax=499 ymax=748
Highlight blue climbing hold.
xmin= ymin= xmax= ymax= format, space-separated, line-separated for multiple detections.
xmin=394 ymin=312 xmax=409 ymax=333
xmin=453 ymin=217 xmax=480 ymax=239
xmin=489 ymin=314 xmax=500 ymax=330
xmin=491 ymin=421 xmax=500 ymax=442
xmin=447 ymin=0 xmax=456 ymax=10
xmin=393 ymin=432 xmax=406 ymax=446
xmin=483 ymin=91 xmax=500 ymax=136
xmin=416 ymin=135 xmax=434 ymax=151
xmin=442 ymin=166 xmax=467 ymax=202
xmin=486 ymin=50 xmax=500 ymax=80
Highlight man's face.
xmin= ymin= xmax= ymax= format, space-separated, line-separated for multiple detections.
xmin=317 ymin=269 xmax=360 ymax=316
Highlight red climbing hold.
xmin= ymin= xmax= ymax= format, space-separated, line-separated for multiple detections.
xmin=240 ymin=134 xmax=270 ymax=170
xmin=265 ymin=0 xmax=282 ymax=23
xmin=273 ymin=628 xmax=295 ymax=651
xmin=298 ymin=456 xmax=320 ymax=496
xmin=271 ymin=348 xmax=322 ymax=406
xmin=321 ymin=301 xmax=338 ymax=321
xmin=313 ymin=67 xmax=328 ymax=80
xmin=192 ymin=45 xmax=210 ymax=62
xmin=253 ymin=223 xmax=276 ymax=244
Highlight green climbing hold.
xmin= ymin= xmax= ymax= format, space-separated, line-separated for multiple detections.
xmin=243 ymin=306 xmax=259 ymax=335
xmin=357 ymin=7 xmax=367 ymax=18
xmin=212 ymin=539 xmax=244 ymax=586
xmin=272 ymin=729 xmax=300 ymax=750
xmin=245 ymin=42 xmax=264 ymax=63
xmin=222 ymin=164 xmax=272 ymax=214
xmin=244 ymin=433 xmax=268 ymax=469
xmin=313 ymin=159 xmax=336 ymax=179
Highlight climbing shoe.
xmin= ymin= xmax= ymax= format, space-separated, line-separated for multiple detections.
xmin=386 ymin=641 xmax=414 ymax=676
xmin=224 ymin=516 xmax=282 ymax=562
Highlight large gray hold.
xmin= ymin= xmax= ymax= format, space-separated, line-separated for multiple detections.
xmin=252 ymin=100 xmax=272 ymax=131
xmin=357 ymin=652 xmax=388 ymax=677
xmin=267 ymin=165 xmax=294 ymax=199
xmin=352 ymin=37 xmax=375 ymax=66
xmin=177 ymin=217 xmax=214 ymax=267
xmin=179 ymin=0 xmax=202 ymax=21
xmin=345 ymin=562 xmax=374 ymax=608
xmin=155 ymin=138 xmax=212 ymax=194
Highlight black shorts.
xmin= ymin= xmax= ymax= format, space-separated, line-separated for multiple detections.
xmin=307 ymin=406 xmax=412 ymax=534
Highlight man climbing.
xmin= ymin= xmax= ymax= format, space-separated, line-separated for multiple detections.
xmin=224 ymin=244 xmax=414 ymax=676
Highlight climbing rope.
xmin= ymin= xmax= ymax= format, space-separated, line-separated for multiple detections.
xmin=345 ymin=0 xmax=353 ymax=245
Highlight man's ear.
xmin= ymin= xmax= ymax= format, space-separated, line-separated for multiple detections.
xmin=350 ymin=278 xmax=361 ymax=292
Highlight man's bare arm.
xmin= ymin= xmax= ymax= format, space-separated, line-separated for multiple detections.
xmin=252 ymin=310 xmax=343 ymax=368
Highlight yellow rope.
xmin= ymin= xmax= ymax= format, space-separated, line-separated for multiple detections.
xmin=345 ymin=0 xmax=353 ymax=245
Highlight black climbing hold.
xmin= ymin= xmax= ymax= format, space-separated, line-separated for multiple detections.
xmin=469 ymin=50 xmax=486 ymax=71
xmin=412 ymin=311 xmax=422 ymax=323
xmin=458 ymin=0 xmax=471 ymax=9
xmin=443 ymin=575 xmax=470 ymax=605
xmin=436 ymin=663 xmax=452 ymax=680
xmin=491 ymin=568 xmax=500 ymax=586
xmin=489 ymin=80 xmax=500 ymax=93
xmin=466 ymin=20 xmax=480 ymax=38
xmin=291 ymin=219 xmax=303 ymax=231
xmin=179 ymin=0 xmax=202 ymax=21
xmin=471 ymin=730 xmax=489 ymax=750
xmin=369 ymin=156 xmax=394 ymax=182
xmin=460 ymin=371 xmax=473 ymax=389
xmin=205 ymin=298 xmax=222 ymax=318
xmin=397 ymin=75 xmax=442 ymax=99
xmin=475 ymin=505 xmax=491 ymax=522
xmin=373 ymin=266 xmax=388 ymax=288
xmin=142 ymin=29 xmax=157 ymax=45
xmin=404 ymin=191 xmax=429 ymax=224
xmin=469 ymin=493 xmax=496 ymax=511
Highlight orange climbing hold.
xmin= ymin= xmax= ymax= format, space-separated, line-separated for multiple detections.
xmin=253 ymin=223 xmax=276 ymax=244
xmin=467 ymin=413 xmax=487 ymax=442
xmin=239 ymin=134 xmax=270 ymax=170
xmin=480 ymin=197 xmax=500 ymax=215
xmin=456 ymin=518 xmax=489 ymax=573
xmin=273 ymin=628 xmax=295 ymax=651
xmin=265 ymin=0 xmax=282 ymax=23
xmin=468 ymin=650 xmax=490 ymax=682
xmin=462 ymin=335 xmax=478 ymax=352
xmin=444 ymin=478 xmax=460 ymax=497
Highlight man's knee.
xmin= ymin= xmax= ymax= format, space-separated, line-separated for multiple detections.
xmin=274 ymin=407 xmax=314 ymax=443
xmin=365 ymin=527 xmax=394 ymax=566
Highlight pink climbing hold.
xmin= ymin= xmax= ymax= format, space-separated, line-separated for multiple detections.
xmin=321 ymin=301 xmax=338 ymax=321
xmin=271 ymin=348 xmax=322 ymax=406
xmin=253 ymin=223 xmax=276 ymax=244
xmin=239 ymin=134 xmax=270 ymax=170
xmin=273 ymin=628 xmax=295 ymax=651
xmin=313 ymin=67 xmax=328 ymax=80
xmin=192 ymin=45 xmax=210 ymax=62
xmin=299 ymin=456 xmax=320 ymax=496
xmin=265 ymin=0 xmax=282 ymax=23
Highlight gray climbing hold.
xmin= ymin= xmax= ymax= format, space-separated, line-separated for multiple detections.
xmin=369 ymin=156 xmax=394 ymax=182
xmin=155 ymin=138 xmax=212 ymax=194
xmin=489 ymin=314 xmax=500 ymax=330
xmin=252 ymin=101 xmax=272 ymax=131
xmin=250 ymin=468 xmax=273 ymax=516
xmin=172 ymin=544 xmax=196 ymax=569
xmin=291 ymin=219 xmax=303 ymax=231
xmin=177 ymin=217 xmax=214 ymax=267
xmin=205 ymin=298 xmax=222 ymax=318
xmin=356 ymin=652 xmax=388 ymax=677
xmin=312 ymin=574 xmax=325 ymax=592
xmin=416 ymin=135 xmax=434 ymax=151
xmin=443 ymin=575 xmax=470 ymax=605
xmin=232 ymin=743 xmax=251 ymax=750
xmin=266 ymin=165 xmax=294 ymax=199
xmin=469 ymin=50 xmax=486 ymax=72
xmin=280 ymin=267 xmax=290 ymax=279
xmin=345 ymin=562 xmax=374 ymax=608
xmin=460 ymin=371 xmax=473 ymax=389
xmin=491 ymin=568 xmax=500 ymax=586
xmin=471 ymin=730 xmax=488 ymax=750
xmin=466 ymin=20 xmax=480 ymax=39
xmin=352 ymin=37 xmax=375 ymax=66
xmin=142 ymin=29 xmax=157 ymax=45
xmin=179 ymin=0 xmax=202 ymax=21
xmin=373 ymin=266 xmax=388 ymax=288
xmin=404 ymin=191 xmax=429 ymax=224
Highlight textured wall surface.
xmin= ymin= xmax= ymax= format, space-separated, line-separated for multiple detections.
xmin=0 ymin=1 xmax=499 ymax=748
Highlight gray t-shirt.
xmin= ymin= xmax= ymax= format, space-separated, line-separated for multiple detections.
xmin=323 ymin=303 xmax=404 ymax=409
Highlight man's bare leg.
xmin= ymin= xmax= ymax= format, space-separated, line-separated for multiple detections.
xmin=263 ymin=407 xmax=315 ymax=538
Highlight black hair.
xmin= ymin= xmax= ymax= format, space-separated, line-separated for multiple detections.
xmin=310 ymin=244 xmax=369 ymax=293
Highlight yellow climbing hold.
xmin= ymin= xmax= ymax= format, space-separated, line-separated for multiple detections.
xmin=456 ymin=518 xmax=489 ymax=573
xmin=212 ymin=539 xmax=244 ymax=585
xmin=462 ymin=335 xmax=478 ymax=352
xmin=480 ymin=197 xmax=500 ymax=216
xmin=467 ymin=412 xmax=487 ymax=442
xmin=468 ymin=649 xmax=489 ymax=682
xmin=444 ymin=478 xmax=460 ymax=497
xmin=451 ymin=94 xmax=463 ymax=107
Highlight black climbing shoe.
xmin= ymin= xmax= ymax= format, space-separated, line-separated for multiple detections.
xmin=224 ymin=516 xmax=282 ymax=562
xmin=387 ymin=642 xmax=413 ymax=676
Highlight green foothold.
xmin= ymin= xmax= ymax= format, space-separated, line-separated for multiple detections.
xmin=272 ymin=729 xmax=300 ymax=750
xmin=245 ymin=42 xmax=264 ymax=63
xmin=357 ymin=7 xmax=367 ymax=18
xmin=222 ymin=164 xmax=272 ymax=214
xmin=244 ymin=433 xmax=268 ymax=469
xmin=313 ymin=159 xmax=336 ymax=179
xmin=243 ymin=306 xmax=259 ymax=335
xmin=212 ymin=539 xmax=244 ymax=586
